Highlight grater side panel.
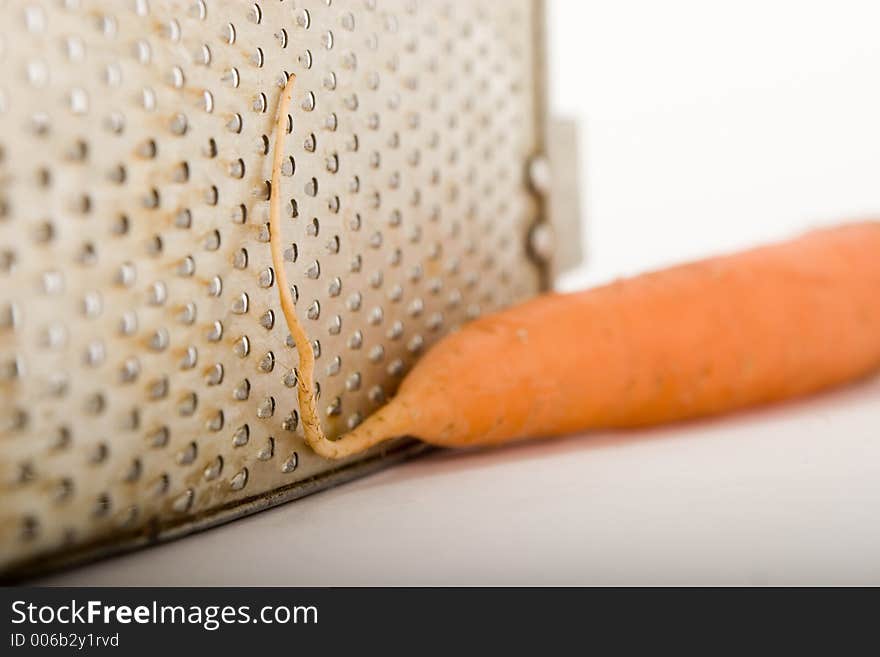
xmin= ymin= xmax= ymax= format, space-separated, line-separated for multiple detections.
xmin=0 ymin=0 xmax=545 ymax=573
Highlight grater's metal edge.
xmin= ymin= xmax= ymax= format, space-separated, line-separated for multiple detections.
xmin=4 ymin=439 xmax=433 ymax=583
xmin=529 ymin=0 xmax=553 ymax=290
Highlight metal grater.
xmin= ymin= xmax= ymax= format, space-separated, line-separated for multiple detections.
xmin=0 ymin=0 xmax=577 ymax=578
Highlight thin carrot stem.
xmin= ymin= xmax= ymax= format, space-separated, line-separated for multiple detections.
xmin=270 ymin=74 xmax=397 ymax=459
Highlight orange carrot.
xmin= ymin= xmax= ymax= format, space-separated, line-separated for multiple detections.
xmin=268 ymin=80 xmax=879 ymax=457
xmin=316 ymin=221 xmax=880 ymax=457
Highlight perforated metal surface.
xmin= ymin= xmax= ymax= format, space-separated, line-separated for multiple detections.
xmin=0 ymin=0 xmax=547 ymax=575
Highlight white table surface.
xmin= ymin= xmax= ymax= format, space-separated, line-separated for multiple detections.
xmin=44 ymin=373 xmax=880 ymax=586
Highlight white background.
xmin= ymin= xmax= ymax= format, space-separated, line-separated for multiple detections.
xmin=45 ymin=0 xmax=880 ymax=585
xmin=551 ymin=0 xmax=880 ymax=288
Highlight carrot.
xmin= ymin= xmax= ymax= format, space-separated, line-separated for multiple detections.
xmin=271 ymin=75 xmax=880 ymax=459
xmin=316 ymin=222 xmax=880 ymax=457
